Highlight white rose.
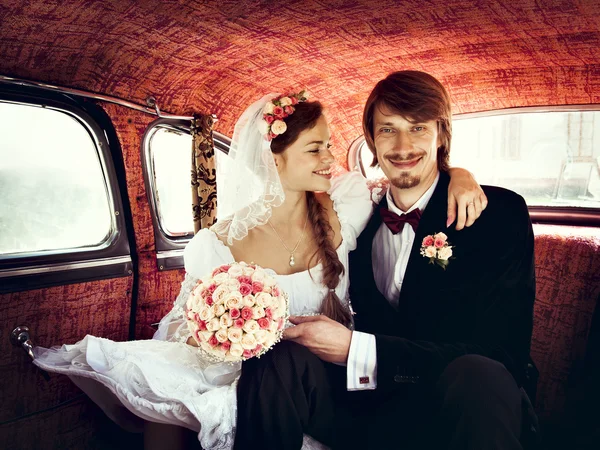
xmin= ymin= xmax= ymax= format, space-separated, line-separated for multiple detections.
xmin=263 ymin=335 xmax=276 ymax=350
xmin=207 ymin=318 xmax=221 ymax=332
xmin=227 ymin=264 xmax=243 ymax=277
xmin=253 ymin=329 xmax=268 ymax=344
xmin=263 ymin=275 xmax=276 ymax=287
xmin=241 ymin=333 xmax=258 ymax=350
xmin=243 ymin=294 xmax=256 ymax=307
xmin=212 ymin=303 xmax=226 ymax=317
xmin=262 ymin=102 xmax=275 ymax=115
xmin=220 ymin=313 xmax=233 ymax=328
xmin=226 ymin=291 xmax=243 ymax=309
xmin=434 ymin=232 xmax=448 ymax=241
xmin=229 ymin=342 xmax=244 ymax=358
xmin=215 ymin=328 xmax=229 ymax=343
xmin=242 ymin=266 xmax=255 ymax=276
xmin=277 ymin=296 xmax=288 ymax=316
xmin=200 ymin=330 xmax=214 ymax=341
xmin=251 ymin=269 xmax=266 ymax=283
xmin=255 ymin=292 xmax=272 ymax=308
xmin=269 ymin=320 xmax=280 ymax=333
xmin=212 ymin=285 xmax=230 ymax=304
xmin=438 ymin=246 xmax=453 ymax=261
xmin=199 ymin=306 xmax=215 ymax=322
xmin=243 ymin=319 xmax=260 ymax=334
xmin=279 ymin=96 xmax=292 ymax=107
xmin=271 ymin=120 xmax=287 ymax=135
xmin=192 ymin=283 xmax=204 ymax=296
xmin=252 ymin=306 xmax=266 ymax=319
xmin=226 ymin=278 xmax=241 ymax=291
xmin=213 ymin=272 xmax=229 ymax=284
xmin=424 ymin=246 xmax=437 ymax=258
xmin=228 ymin=327 xmax=243 ymax=343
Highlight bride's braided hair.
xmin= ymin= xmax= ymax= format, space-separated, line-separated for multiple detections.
xmin=270 ymin=101 xmax=352 ymax=326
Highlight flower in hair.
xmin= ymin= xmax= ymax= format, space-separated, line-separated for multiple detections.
xmin=260 ymin=90 xmax=309 ymax=141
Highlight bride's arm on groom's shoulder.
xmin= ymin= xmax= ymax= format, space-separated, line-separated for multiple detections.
xmin=447 ymin=167 xmax=488 ymax=230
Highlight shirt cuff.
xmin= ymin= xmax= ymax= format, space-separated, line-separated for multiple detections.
xmin=346 ymin=331 xmax=377 ymax=391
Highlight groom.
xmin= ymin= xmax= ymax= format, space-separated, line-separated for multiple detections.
xmin=234 ymin=71 xmax=536 ymax=450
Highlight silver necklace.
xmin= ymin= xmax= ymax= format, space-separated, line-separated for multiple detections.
xmin=267 ymin=213 xmax=309 ymax=267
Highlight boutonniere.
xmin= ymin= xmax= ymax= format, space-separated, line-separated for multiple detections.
xmin=420 ymin=232 xmax=454 ymax=270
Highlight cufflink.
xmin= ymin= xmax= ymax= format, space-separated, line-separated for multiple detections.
xmin=359 ymin=376 xmax=370 ymax=384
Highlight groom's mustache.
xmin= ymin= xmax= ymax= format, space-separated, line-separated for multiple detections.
xmin=385 ymin=152 xmax=426 ymax=162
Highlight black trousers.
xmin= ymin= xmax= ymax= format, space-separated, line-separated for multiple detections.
xmin=234 ymin=341 xmax=526 ymax=450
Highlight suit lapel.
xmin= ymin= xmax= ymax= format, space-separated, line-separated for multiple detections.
xmin=397 ymin=172 xmax=452 ymax=308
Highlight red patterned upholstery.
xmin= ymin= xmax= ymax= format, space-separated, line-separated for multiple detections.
xmin=531 ymin=224 xmax=600 ymax=423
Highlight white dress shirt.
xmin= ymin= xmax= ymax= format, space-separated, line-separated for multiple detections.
xmin=346 ymin=174 xmax=439 ymax=390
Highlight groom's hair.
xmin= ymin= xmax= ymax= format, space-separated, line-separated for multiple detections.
xmin=362 ymin=70 xmax=452 ymax=172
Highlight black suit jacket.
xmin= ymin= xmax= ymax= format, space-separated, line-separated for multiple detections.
xmin=348 ymin=171 xmax=535 ymax=394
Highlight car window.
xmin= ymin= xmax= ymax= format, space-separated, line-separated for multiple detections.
xmin=0 ymin=102 xmax=113 ymax=255
xmin=353 ymin=108 xmax=600 ymax=209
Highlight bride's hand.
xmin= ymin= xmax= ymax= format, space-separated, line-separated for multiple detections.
xmin=283 ymin=314 xmax=352 ymax=364
xmin=447 ymin=167 xmax=488 ymax=230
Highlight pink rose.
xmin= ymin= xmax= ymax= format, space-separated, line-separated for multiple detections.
xmin=284 ymin=105 xmax=294 ymax=115
xmin=221 ymin=340 xmax=231 ymax=351
xmin=241 ymin=307 xmax=254 ymax=320
xmin=253 ymin=344 xmax=263 ymax=355
xmin=230 ymin=308 xmax=240 ymax=319
xmin=208 ymin=335 xmax=219 ymax=347
xmin=422 ymin=235 xmax=434 ymax=247
xmin=238 ymin=275 xmax=252 ymax=285
xmin=194 ymin=330 xmax=203 ymax=341
xmin=277 ymin=317 xmax=284 ymax=330
xmin=271 ymin=287 xmax=280 ymax=297
xmin=242 ymin=349 xmax=253 ymax=359
xmin=268 ymin=131 xmax=277 ymax=140
xmin=207 ymin=284 xmax=217 ymax=294
xmin=434 ymin=238 xmax=445 ymax=248
xmin=252 ymin=282 xmax=264 ymax=294
xmin=239 ymin=283 xmax=252 ymax=296
xmin=234 ymin=318 xmax=245 ymax=328
xmin=265 ymin=307 xmax=273 ymax=319
xmin=258 ymin=317 xmax=271 ymax=329
xmin=205 ymin=296 xmax=214 ymax=306
xmin=265 ymin=115 xmax=274 ymax=124
xmin=273 ymin=106 xmax=284 ymax=116
xmin=291 ymin=96 xmax=298 ymax=105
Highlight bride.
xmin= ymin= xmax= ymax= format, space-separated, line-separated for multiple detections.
xmin=33 ymin=91 xmax=485 ymax=449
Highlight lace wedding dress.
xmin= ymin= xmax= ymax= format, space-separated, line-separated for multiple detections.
xmin=33 ymin=172 xmax=373 ymax=449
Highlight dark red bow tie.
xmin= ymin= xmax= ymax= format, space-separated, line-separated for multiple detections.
xmin=380 ymin=207 xmax=422 ymax=234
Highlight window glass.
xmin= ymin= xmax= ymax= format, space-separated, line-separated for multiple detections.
xmin=148 ymin=126 xmax=231 ymax=239
xmin=0 ymin=102 xmax=113 ymax=255
xmin=356 ymin=110 xmax=600 ymax=208
xmin=149 ymin=127 xmax=195 ymax=236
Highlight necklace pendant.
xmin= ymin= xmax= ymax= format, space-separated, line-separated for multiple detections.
xmin=289 ymin=255 xmax=295 ymax=267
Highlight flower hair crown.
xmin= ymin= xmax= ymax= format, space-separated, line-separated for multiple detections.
xmin=258 ymin=90 xmax=309 ymax=141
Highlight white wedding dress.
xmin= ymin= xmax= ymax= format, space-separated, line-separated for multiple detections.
xmin=33 ymin=172 xmax=373 ymax=449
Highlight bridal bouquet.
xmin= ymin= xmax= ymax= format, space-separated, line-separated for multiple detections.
xmin=185 ymin=261 xmax=289 ymax=362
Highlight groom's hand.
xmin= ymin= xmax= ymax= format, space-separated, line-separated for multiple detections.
xmin=283 ymin=315 xmax=352 ymax=364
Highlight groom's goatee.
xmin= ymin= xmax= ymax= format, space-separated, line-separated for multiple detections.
xmin=391 ymin=174 xmax=420 ymax=189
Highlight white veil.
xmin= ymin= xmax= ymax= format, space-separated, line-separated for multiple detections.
xmin=211 ymin=94 xmax=285 ymax=244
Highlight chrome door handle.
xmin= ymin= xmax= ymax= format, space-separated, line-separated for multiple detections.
xmin=11 ymin=326 xmax=35 ymax=360
xmin=11 ymin=325 xmax=50 ymax=380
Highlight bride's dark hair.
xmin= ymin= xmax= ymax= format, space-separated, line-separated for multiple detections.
xmin=270 ymin=101 xmax=352 ymax=326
